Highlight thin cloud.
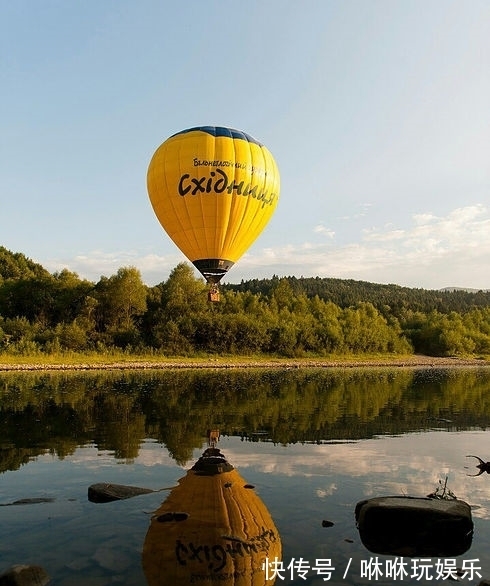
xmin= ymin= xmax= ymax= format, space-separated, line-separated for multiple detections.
xmin=314 ymin=224 xmax=335 ymax=238
xmin=47 ymin=250 xmax=181 ymax=283
xmin=45 ymin=204 xmax=489 ymax=290
xmin=239 ymin=204 xmax=490 ymax=289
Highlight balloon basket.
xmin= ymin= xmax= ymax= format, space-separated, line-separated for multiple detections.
xmin=208 ymin=286 xmax=220 ymax=303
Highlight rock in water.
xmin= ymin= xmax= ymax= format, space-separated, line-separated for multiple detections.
xmin=88 ymin=482 xmax=155 ymax=503
xmin=355 ymin=496 xmax=473 ymax=557
xmin=0 ymin=565 xmax=50 ymax=586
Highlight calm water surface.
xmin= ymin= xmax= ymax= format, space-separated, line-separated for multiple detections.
xmin=1 ymin=367 xmax=490 ymax=585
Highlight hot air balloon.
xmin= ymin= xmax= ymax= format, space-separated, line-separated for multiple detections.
xmin=147 ymin=126 xmax=280 ymax=301
xmin=142 ymin=445 xmax=282 ymax=585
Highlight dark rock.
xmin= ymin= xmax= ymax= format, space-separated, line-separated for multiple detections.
xmin=0 ymin=498 xmax=54 ymax=507
xmin=88 ymin=483 xmax=155 ymax=503
xmin=11 ymin=498 xmax=55 ymax=506
xmin=355 ymin=496 xmax=473 ymax=557
xmin=322 ymin=520 xmax=334 ymax=528
xmin=0 ymin=565 xmax=50 ymax=586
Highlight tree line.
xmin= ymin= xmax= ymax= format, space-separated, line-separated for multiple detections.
xmin=1 ymin=246 xmax=489 ymax=358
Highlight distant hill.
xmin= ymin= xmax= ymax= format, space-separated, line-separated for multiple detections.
xmin=0 ymin=246 xmax=51 ymax=280
xmin=440 ymin=287 xmax=490 ymax=293
xmin=224 ymin=275 xmax=490 ymax=316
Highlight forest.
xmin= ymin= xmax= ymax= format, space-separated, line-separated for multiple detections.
xmin=0 ymin=246 xmax=489 ymax=358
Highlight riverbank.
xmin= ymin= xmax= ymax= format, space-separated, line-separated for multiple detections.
xmin=0 ymin=355 xmax=488 ymax=371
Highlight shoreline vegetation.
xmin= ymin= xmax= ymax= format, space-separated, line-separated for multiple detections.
xmin=2 ymin=249 xmax=490 ymax=364
xmin=0 ymin=354 xmax=488 ymax=372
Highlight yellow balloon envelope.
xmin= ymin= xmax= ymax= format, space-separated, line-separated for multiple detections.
xmin=147 ymin=126 xmax=280 ymax=284
xmin=142 ymin=448 xmax=281 ymax=586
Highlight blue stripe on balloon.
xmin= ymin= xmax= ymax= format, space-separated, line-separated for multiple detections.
xmin=171 ymin=126 xmax=262 ymax=146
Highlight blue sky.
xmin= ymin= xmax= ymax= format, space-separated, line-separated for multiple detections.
xmin=1 ymin=1 xmax=489 ymax=290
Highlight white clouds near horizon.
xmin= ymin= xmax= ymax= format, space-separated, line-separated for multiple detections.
xmin=45 ymin=203 xmax=489 ymax=290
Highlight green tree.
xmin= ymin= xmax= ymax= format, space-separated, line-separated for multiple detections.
xmin=340 ymin=302 xmax=409 ymax=354
xmin=270 ymin=278 xmax=295 ymax=312
xmin=51 ymin=269 xmax=94 ymax=323
xmin=143 ymin=263 xmax=208 ymax=351
xmin=309 ymin=297 xmax=344 ymax=353
xmin=95 ymin=267 xmax=147 ymax=347
xmin=269 ymin=313 xmax=298 ymax=357
xmin=160 ymin=263 xmax=208 ymax=315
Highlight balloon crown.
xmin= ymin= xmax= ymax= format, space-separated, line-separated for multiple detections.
xmin=170 ymin=125 xmax=263 ymax=146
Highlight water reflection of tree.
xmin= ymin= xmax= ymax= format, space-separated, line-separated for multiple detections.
xmin=1 ymin=368 xmax=490 ymax=471
xmin=92 ymin=393 xmax=146 ymax=461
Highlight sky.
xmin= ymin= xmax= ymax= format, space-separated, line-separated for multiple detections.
xmin=1 ymin=1 xmax=489 ymax=290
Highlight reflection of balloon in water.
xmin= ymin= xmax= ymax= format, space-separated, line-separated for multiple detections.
xmin=147 ymin=126 xmax=280 ymax=286
xmin=142 ymin=448 xmax=281 ymax=585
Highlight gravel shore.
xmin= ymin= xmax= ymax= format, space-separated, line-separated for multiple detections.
xmin=0 ymin=355 xmax=488 ymax=371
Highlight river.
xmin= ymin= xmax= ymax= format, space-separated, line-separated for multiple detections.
xmin=1 ymin=367 xmax=490 ymax=585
